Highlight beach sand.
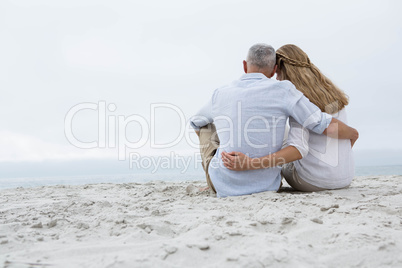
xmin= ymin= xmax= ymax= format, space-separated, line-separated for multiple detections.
xmin=1 ymin=175 xmax=402 ymax=267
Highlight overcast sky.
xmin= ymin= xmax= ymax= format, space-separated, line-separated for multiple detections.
xmin=1 ymin=0 xmax=401 ymax=177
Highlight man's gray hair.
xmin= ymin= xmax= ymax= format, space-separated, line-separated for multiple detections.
xmin=246 ymin=43 xmax=276 ymax=70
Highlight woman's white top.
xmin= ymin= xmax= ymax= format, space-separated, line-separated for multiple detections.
xmin=286 ymin=108 xmax=354 ymax=189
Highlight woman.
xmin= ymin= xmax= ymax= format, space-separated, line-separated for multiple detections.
xmin=221 ymin=44 xmax=355 ymax=191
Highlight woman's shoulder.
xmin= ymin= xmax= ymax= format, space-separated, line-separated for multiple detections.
xmin=332 ymin=108 xmax=348 ymax=123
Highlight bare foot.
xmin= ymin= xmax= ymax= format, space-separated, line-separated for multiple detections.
xmin=186 ymin=184 xmax=209 ymax=195
xmin=199 ymin=186 xmax=210 ymax=192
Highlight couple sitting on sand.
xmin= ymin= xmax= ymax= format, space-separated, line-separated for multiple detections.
xmin=190 ymin=43 xmax=359 ymax=198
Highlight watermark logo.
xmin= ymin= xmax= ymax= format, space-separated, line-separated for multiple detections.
xmin=64 ymin=100 xmax=343 ymax=172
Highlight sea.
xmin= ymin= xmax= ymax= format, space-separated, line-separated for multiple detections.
xmin=0 ymin=165 xmax=401 ymax=190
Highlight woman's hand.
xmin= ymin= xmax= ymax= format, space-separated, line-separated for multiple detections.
xmin=221 ymin=146 xmax=303 ymax=171
xmin=221 ymin=151 xmax=257 ymax=171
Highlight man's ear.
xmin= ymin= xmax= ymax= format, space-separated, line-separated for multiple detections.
xmin=243 ymin=60 xmax=247 ymax=73
xmin=270 ymin=65 xmax=278 ymax=78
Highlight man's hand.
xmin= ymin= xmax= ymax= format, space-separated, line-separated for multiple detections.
xmin=323 ymin=118 xmax=359 ymax=147
xmin=350 ymin=129 xmax=359 ymax=148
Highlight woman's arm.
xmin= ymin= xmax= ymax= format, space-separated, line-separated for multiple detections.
xmin=221 ymin=146 xmax=302 ymax=171
xmin=222 ymin=118 xmax=308 ymax=171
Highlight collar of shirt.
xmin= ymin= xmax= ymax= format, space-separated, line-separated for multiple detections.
xmin=240 ymin=73 xmax=268 ymax=81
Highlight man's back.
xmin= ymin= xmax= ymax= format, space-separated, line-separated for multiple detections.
xmin=208 ymin=73 xmax=301 ymax=197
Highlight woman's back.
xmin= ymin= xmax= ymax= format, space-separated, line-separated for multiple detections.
xmin=287 ymin=108 xmax=354 ymax=189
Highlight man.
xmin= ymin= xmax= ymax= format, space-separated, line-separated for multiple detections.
xmin=190 ymin=43 xmax=358 ymax=197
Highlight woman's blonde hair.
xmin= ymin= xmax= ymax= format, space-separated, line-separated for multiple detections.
xmin=276 ymin=44 xmax=348 ymax=114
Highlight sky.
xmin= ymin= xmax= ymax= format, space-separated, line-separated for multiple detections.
xmin=1 ymin=0 xmax=402 ymax=178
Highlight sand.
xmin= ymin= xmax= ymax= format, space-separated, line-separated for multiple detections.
xmin=1 ymin=175 xmax=402 ymax=268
